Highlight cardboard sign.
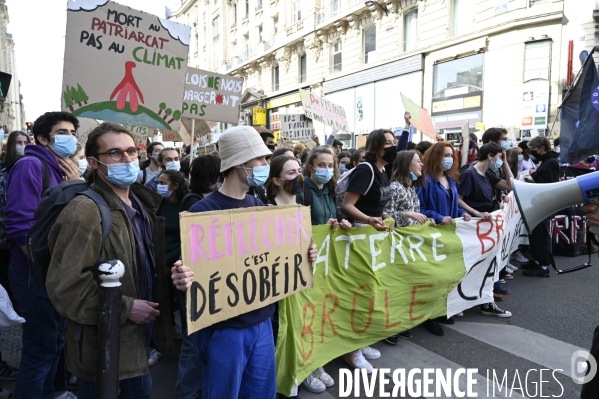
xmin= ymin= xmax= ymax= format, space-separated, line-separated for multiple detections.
xmin=62 ymin=0 xmax=190 ymax=130
xmin=76 ymin=117 xmax=100 ymax=146
xmin=118 ymin=123 xmax=155 ymax=159
xmin=181 ymin=205 xmax=314 ymax=333
xmin=182 ymin=118 xmax=215 ymax=141
xmin=182 ymin=67 xmax=244 ymax=124
xmin=400 ymin=93 xmax=437 ymax=140
xmin=299 ymin=89 xmax=349 ymax=132
xmin=281 ymin=114 xmax=315 ymax=141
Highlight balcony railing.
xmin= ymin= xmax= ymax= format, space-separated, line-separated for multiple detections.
xmin=230 ymin=22 xmax=237 ymax=29
xmin=242 ymin=14 xmax=249 ymax=21
xmin=316 ymin=0 xmax=363 ymax=26
xmin=213 ymin=33 xmax=220 ymax=42
xmin=255 ymin=1 xmax=263 ymax=12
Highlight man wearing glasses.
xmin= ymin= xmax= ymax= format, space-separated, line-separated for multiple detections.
xmin=5 ymin=111 xmax=80 ymax=399
xmin=46 ymin=122 xmax=174 ymax=398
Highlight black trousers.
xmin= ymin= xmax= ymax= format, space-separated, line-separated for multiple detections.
xmin=529 ymin=218 xmax=552 ymax=266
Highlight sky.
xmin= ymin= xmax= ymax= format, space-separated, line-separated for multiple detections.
xmin=7 ymin=0 xmax=173 ymax=122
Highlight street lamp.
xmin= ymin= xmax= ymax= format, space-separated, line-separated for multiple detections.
xmin=364 ymin=1 xmax=389 ymax=16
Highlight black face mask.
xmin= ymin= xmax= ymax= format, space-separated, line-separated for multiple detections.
xmin=281 ymin=175 xmax=304 ymax=195
xmin=530 ymin=150 xmax=539 ymax=159
xmin=267 ymin=144 xmax=275 ymax=151
xmin=382 ymin=146 xmax=398 ymax=164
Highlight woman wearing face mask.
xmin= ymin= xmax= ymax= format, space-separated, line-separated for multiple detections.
xmin=382 ymin=150 xmax=436 ymax=344
xmin=1 ymin=131 xmax=29 ymax=170
xmin=517 ymin=141 xmax=535 ymax=172
xmin=348 ymin=149 xmax=365 ymax=170
xmin=341 ymin=129 xmax=396 ymax=231
xmin=69 ymin=144 xmax=88 ymax=179
xmin=337 ymin=151 xmax=351 ymax=175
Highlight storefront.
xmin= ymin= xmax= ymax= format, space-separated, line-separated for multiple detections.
xmin=266 ymin=91 xmax=305 ymax=142
xmin=323 ymin=54 xmax=424 ymax=147
xmin=430 ymin=53 xmax=484 ymax=141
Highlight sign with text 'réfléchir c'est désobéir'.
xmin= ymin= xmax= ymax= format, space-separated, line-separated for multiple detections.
xmin=180 ymin=205 xmax=314 ymax=333
xmin=299 ymin=89 xmax=350 ymax=132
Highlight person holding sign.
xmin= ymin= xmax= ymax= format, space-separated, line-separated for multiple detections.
xmin=173 ymin=126 xmax=318 ymax=399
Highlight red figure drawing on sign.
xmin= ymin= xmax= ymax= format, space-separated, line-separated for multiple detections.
xmin=110 ymin=61 xmax=145 ymax=112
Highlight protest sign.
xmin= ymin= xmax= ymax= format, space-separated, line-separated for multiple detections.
xmin=180 ymin=205 xmax=314 ymax=333
xmin=76 ymin=117 xmax=100 ymax=146
xmin=281 ymin=114 xmax=315 ymax=141
xmin=182 ymin=117 xmax=215 ymax=141
xmin=400 ymin=93 xmax=438 ymax=139
xmin=122 ymin=123 xmax=155 ymax=159
xmin=62 ymin=0 xmax=190 ymax=131
xmin=276 ymin=193 xmax=522 ymax=396
xmin=182 ymin=67 xmax=244 ymax=124
xmin=299 ymin=89 xmax=349 ymax=132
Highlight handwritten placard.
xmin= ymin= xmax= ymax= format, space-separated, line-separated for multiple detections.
xmin=281 ymin=114 xmax=315 ymax=141
xmin=181 ymin=205 xmax=314 ymax=333
xmin=62 ymin=0 xmax=190 ymax=130
xmin=299 ymin=89 xmax=349 ymax=132
xmin=182 ymin=67 xmax=244 ymax=124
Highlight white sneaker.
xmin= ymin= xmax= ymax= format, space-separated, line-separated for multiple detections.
xmin=148 ymin=349 xmax=162 ymax=367
xmin=301 ymin=372 xmax=327 ymax=393
xmin=455 ymin=312 xmax=464 ymax=317
xmin=343 ymin=350 xmax=373 ymax=373
xmin=68 ymin=375 xmax=77 ymax=385
xmin=360 ymin=346 xmax=381 ymax=360
xmin=508 ymin=262 xmax=519 ymax=271
xmin=313 ymin=366 xmax=334 ymax=387
xmin=506 ymin=266 xmax=515 ymax=273
xmin=510 ymin=252 xmax=528 ymax=263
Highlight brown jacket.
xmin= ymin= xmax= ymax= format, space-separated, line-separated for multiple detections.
xmin=46 ymin=177 xmax=174 ymax=382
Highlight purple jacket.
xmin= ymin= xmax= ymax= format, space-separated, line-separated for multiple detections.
xmin=5 ymin=144 xmax=64 ymax=273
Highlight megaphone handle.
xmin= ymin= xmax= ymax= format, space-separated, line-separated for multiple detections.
xmin=589 ymin=200 xmax=599 ymax=235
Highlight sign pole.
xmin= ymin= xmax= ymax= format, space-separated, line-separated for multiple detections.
xmin=190 ymin=118 xmax=196 ymax=165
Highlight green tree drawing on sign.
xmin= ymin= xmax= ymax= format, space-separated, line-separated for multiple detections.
xmin=63 ymin=86 xmax=74 ymax=112
xmin=158 ymin=102 xmax=166 ymax=116
xmin=70 ymin=85 xmax=82 ymax=107
xmin=76 ymin=83 xmax=88 ymax=105
xmin=167 ymin=110 xmax=181 ymax=124
xmin=163 ymin=108 xmax=172 ymax=121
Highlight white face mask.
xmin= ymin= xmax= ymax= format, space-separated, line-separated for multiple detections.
xmin=15 ymin=145 xmax=25 ymax=156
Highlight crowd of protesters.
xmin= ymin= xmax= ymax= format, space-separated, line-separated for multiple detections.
xmin=0 ymin=110 xmax=571 ymax=399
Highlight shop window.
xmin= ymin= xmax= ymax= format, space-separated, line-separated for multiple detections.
xmin=403 ymin=8 xmax=418 ymax=52
xmin=273 ymin=66 xmax=280 ymax=91
xmin=523 ymin=40 xmax=551 ymax=82
xmin=363 ymin=26 xmax=376 ymax=64
xmin=332 ymin=40 xmax=342 ymax=72
xmin=433 ymin=53 xmax=483 ymax=97
xmin=451 ymin=0 xmax=473 ymax=37
xmin=299 ymin=54 xmax=307 ymax=83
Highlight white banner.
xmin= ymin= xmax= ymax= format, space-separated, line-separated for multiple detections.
xmin=447 ymin=192 xmax=524 ymax=317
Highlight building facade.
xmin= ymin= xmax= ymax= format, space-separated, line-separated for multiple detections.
xmin=172 ymin=0 xmax=595 ymax=145
xmin=0 ymin=0 xmax=25 ymax=133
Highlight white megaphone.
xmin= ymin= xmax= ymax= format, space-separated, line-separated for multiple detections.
xmin=512 ymin=171 xmax=599 ymax=234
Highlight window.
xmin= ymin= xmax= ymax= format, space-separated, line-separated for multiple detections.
xmin=273 ymin=15 xmax=279 ymax=34
xmin=212 ymin=16 xmax=220 ymax=42
xmin=529 ymin=0 xmax=548 ymax=6
xmin=203 ymin=26 xmax=207 ymax=49
xmin=524 ymin=40 xmax=551 ymax=82
xmin=231 ymin=4 xmax=237 ymax=27
xmin=299 ymin=54 xmax=307 ymax=83
xmin=231 ymin=41 xmax=237 ymax=59
xmin=243 ymin=34 xmax=249 ymax=58
xmin=192 ymin=6 xmax=198 ymax=25
xmin=433 ymin=53 xmax=483 ymax=97
xmin=331 ymin=0 xmax=341 ymax=16
xmin=293 ymin=0 xmax=302 ymax=23
xmin=332 ymin=40 xmax=342 ymax=72
xmin=273 ymin=66 xmax=280 ymax=91
xmin=363 ymin=26 xmax=376 ymax=64
xmin=451 ymin=0 xmax=473 ymax=37
xmin=258 ymin=25 xmax=263 ymax=43
xmin=244 ymin=0 xmax=249 ymax=19
xmin=194 ymin=34 xmax=199 ymax=54
xmin=403 ymin=8 xmax=418 ymax=52
xmin=256 ymin=0 xmax=263 ymax=11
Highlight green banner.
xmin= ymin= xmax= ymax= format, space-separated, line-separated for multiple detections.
xmin=275 ymin=222 xmax=466 ymax=395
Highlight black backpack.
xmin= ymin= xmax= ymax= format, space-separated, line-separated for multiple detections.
xmin=26 ymin=181 xmax=112 ymax=285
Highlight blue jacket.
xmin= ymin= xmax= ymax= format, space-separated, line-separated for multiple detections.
xmin=416 ymin=175 xmax=467 ymax=224
xmin=6 ymin=144 xmax=64 ymax=273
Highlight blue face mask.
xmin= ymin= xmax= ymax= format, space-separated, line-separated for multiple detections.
xmin=518 ymin=154 xmax=524 ymax=164
xmin=490 ymin=158 xmax=503 ymax=169
xmin=314 ymin=167 xmax=334 ymax=184
xmin=410 ymin=171 xmax=418 ymax=181
xmin=78 ymin=158 xmax=88 ymax=176
xmin=50 ymin=134 xmax=77 ymax=158
xmin=165 ymin=161 xmax=180 ymax=171
xmin=441 ymin=157 xmax=453 ymax=171
xmin=501 ymin=140 xmax=510 ymax=150
xmin=151 ymin=154 xmax=159 ymax=163
xmin=339 ymin=165 xmax=348 ymax=174
xmin=244 ymin=164 xmax=270 ymax=187
xmin=97 ymin=159 xmax=140 ymax=188
xmin=157 ymin=183 xmax=172 ymax=199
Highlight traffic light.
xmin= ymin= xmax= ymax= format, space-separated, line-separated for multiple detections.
xmin=26 ymin=122 xmax=32 ymax=134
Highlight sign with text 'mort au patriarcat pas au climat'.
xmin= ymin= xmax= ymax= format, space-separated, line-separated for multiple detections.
xmin=62 ymin=0 xmax=190 ymax=131
xmin=180 ymin=205 xmax=314 ymax=333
